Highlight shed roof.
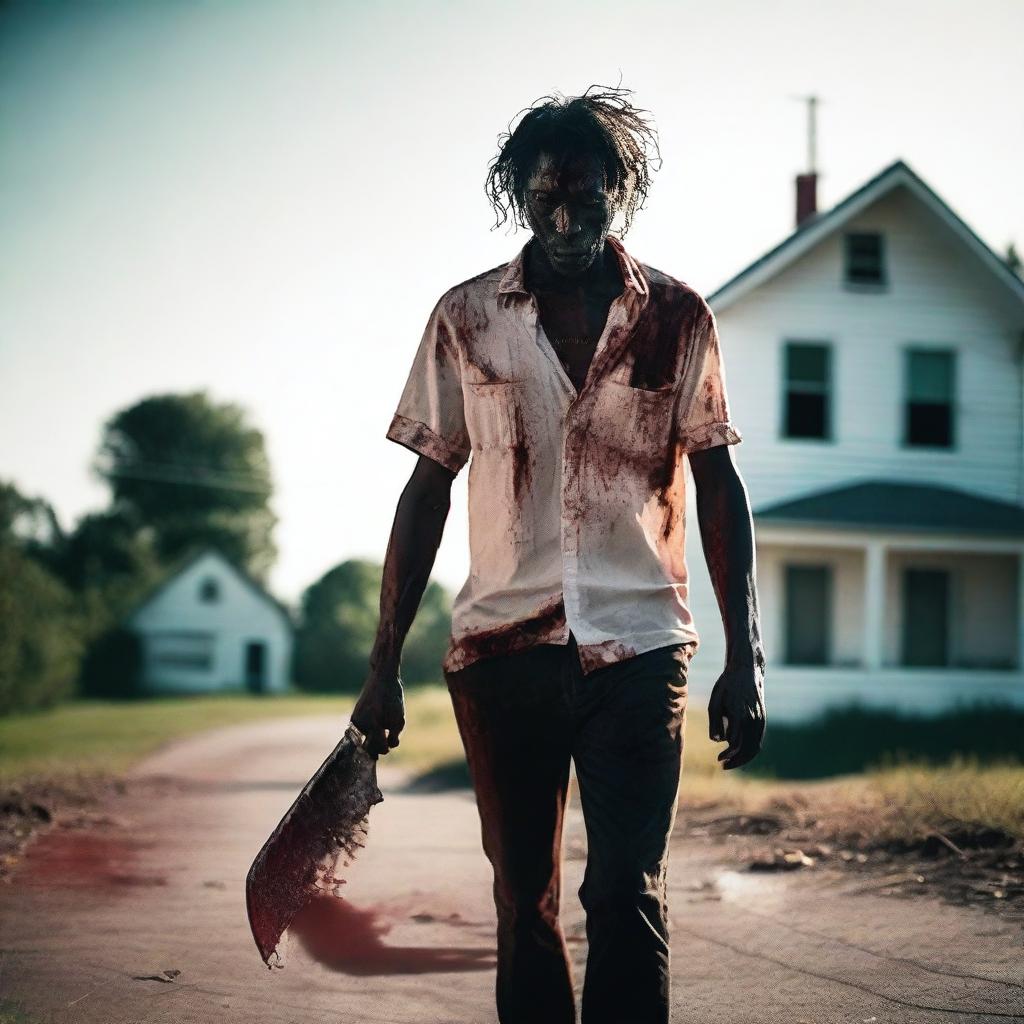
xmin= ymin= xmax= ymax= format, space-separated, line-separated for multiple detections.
xmin=125 ymin=546 xmax=294 ymax=628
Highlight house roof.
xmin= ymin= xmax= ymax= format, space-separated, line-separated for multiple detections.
xmin=754 ymin=479 xmax=1024 ymax=537
xmin=706 ymin=159 xmax=1024 ymax=314
xmin=125 ymin=546 xmax=294 ymax=628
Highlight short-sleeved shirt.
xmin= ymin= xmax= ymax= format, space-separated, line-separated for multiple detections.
xmin=385 ymin=234 xmax=743 ymax=676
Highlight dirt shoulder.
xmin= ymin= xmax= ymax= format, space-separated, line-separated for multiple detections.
xmin=4 ymin=760 xmax=1023 ymax=927
xmin=672 ymin=792 xmax=1024 ymax=927
xmin=1 ymin=717 xmax=1022 ymax=1024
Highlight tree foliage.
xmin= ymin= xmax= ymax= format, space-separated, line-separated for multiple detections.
xmin=0 ymin=484 xmax=83 ymax=714
xmin=293 ymin=559 xmax=452 ymax=692
xmin=95 ymin=391 xmax=277 ymax=581
xmin=1005 ymin=241 xmax=1022 ymax=279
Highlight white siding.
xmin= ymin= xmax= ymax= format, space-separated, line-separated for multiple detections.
xmin=680 ymin=182 xmax=1024 ymax=721
xmin=129 ymin=551 xmax=293 ymax=694
xmin=713 ymin=185 xmax=1024 ymax=511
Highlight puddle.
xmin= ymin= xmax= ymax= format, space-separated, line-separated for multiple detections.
xmin=710 ymin=869 xmax=792 ymax=911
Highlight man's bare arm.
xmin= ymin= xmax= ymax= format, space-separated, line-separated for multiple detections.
xmin=350 ymin=453 xmax=456 ymax=756
xmin=689 ymin=443 xmax=766 ymax=769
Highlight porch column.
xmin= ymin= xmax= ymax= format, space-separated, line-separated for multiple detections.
xmin=863 ymin=541 xmax=886 ymax=671
xmin=1018 ymin=549 xmax=1024 ymax=672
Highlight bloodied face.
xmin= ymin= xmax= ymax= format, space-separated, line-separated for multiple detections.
xmin=522 ymin=151 xmax=618 ymax=280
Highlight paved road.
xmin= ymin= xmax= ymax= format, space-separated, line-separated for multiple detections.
xmin=1 ymin=716 xmax=1022 ymax=1023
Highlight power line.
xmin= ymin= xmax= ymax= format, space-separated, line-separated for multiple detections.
xmin=97 ymin=459 xmax=273 ymax=494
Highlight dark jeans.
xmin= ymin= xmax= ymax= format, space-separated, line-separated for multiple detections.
xmin=444 ymin=632 xmax=695 ymax=1024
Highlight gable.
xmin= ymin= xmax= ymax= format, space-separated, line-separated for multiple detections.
xmin=708 ymin=160 xmax=1024 ymax=319
xmin=127 ymin=549 xmax=292 ymax=634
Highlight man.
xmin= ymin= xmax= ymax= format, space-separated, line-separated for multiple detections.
xmin=351 ymin=86 xmax=766 ymax=1024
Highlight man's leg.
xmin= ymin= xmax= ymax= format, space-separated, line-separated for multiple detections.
xmin=571 ymin=641 xmax=694 ymax=1024
xmin=445 ymin=643 xmax=576 ymax=1024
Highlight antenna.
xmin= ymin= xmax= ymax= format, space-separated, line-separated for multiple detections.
xmin=788 ymin=94 xmax=821 ymax=173
xmin=806 ymin=94 xmax=818 ymax=173
xmin=788 ymin=94 xmax=823 ymax=227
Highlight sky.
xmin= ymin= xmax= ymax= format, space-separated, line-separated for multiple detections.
xmin=2 ymin=0 xmax=1022 ymax=605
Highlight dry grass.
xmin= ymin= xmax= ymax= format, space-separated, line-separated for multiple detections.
xmin=2 ymin=686 xmax=1021 ymax=846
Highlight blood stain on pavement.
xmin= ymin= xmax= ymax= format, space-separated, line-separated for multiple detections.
xmin=288 ymin=894 xmax=495 ymax=975
xmin=19 ymin=829 xmax=166 ymax=889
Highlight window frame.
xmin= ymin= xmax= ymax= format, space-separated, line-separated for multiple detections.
xmin=900 ymin=345 xmax=957 ymax=451
xmin=842 ymin=231 xmax=888 ymax=291
xmin=779 ymin=339 xmax=835 ymax=443
xmin=147 ymin=630 xmax=215 ymax=672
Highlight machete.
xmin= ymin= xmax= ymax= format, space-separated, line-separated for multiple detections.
xmin=245 ymin=720 xmax=384 ymax=968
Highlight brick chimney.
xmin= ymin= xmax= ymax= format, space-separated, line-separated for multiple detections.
xmin=795 ymin=172 xmax=818 ymax=228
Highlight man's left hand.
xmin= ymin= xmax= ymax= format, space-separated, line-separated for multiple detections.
xmin=708 ymin=663 xmax=766 ymax=770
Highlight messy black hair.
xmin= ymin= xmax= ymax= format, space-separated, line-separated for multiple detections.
xmin=485 ymin=84 xmax=661 ymax=237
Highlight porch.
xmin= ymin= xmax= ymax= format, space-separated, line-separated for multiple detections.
xmin=748 ymin=480 xmax=1024 ymax=723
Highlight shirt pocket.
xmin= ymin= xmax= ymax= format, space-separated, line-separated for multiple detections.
xmin=465 ymin=380 xmax=523 ymax=450
xmin=589 ymin=379 xmax=677 ymax=461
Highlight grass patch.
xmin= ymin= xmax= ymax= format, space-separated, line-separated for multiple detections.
xmin=2 ymin=687 xmax=1021 ymax=845
xmin=0 ymin=688 xmax=457 ymax=784
xmin=675 ymin=702 xmax=1024 ymax=842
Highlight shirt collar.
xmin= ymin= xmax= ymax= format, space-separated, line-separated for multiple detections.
xmin=497 ymin=234 xmax=649 ymax=301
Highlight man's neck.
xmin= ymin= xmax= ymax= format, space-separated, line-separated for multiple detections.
xmin=525 ymin=237 xmax=623 ymax=297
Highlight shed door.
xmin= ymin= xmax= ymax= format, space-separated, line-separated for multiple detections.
xmin=245 ymin=641 xmax=268 ymax=693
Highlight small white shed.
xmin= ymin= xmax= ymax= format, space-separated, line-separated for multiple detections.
xmin=126 ymin=548 xmax=293 ymax=694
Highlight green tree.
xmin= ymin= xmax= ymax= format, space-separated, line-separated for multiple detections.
xmin=401 ymin=579 xmax=454 ymax=685
xmin=55 ymin=509 xmax=163 ymax=698
xmin=0 ymin=480 xmax=63 ymax=572
xmin=0 ymin=482 xmax=82 ymax=714
xmin=56 ymin=508 xmax=163 ymax=624
xmin=94 ymin=391 xmax=277 ymax=581
xmin=293 ymin=559 xmax=452 ymax=692
xmin=1006 ymin=241 xmax=1022 ymax=279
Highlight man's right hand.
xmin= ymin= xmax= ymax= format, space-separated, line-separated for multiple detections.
xmin=350 ymin=670 xmax=406 ymax=758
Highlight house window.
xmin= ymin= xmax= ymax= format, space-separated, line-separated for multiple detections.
xmin=199 ymin=576 xmax=221 ymax=603
xmin=784 ymin=564 xmax=832 ymax=665
xmin=844 ymin=232 xmax=886 ymax=286
xmin=901 ymin=568 xmax=949 ymax=666
xmin=904 ymin=349 xmax=955 ymax=447
xmin=783 ymin=342 xmax=831 ymax=439
xmin=149 ymin=632 xmax=214 ymax=671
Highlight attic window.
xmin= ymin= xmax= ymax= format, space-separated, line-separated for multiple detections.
xmin=843 ymin=232 xmax=886 ymax=286
xmin=199 ymin=577 xmax=221 ymax=603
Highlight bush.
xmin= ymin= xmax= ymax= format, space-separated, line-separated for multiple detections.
xmin=78 ymin=626 xmax=144 ymax=699
xmin=292 ymin=560 xmax=453 ymax=692
xmin=0 ymin=546 xmax=82 ymax=715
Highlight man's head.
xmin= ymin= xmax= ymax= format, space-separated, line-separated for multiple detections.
xmin=486 ymin=85 xmax=660 ymax=277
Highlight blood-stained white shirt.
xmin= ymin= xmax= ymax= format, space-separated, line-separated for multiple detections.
xmin=385 ymin=234 xmax=743 ymax=676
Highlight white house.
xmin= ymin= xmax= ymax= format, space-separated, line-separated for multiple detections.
xmin=126 ymin=548 xmax=294 ymax=694
xmin=685 ymin=158 xmax=1024 ymax=723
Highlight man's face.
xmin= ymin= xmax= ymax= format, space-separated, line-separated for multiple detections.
xmin=522 ymin=151 xmax=617 ymax=279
